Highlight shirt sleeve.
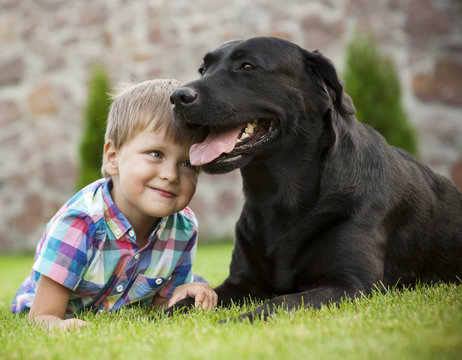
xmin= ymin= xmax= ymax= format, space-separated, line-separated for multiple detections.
xmin=159 ymin=214 xmax=198 ymax=298
xmin=33 ymin=209 xmax=95 ymax=291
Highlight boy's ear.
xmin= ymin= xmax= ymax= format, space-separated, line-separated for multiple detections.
xmin=103 ymin=141 xmax=119 ymax=176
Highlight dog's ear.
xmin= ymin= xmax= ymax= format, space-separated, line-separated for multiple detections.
xmin=304 ymin=50 xmax=356 ymax=116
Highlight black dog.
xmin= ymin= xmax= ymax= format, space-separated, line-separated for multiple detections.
xmin=170 ymin=36 xmax=462 ymax=321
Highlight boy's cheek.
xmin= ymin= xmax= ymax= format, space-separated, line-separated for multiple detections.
xmin=187 ymin=172 xmax=199 ymax=185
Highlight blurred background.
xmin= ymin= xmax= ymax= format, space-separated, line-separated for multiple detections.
xmin=1 ymin=0 xmax=461 ymax=252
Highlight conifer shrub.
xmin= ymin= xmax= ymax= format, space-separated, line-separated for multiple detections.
xmin=343 ymin=34 xmax=419 ymax=156
xmin=76 ymin=65 xmax=112 ymax=189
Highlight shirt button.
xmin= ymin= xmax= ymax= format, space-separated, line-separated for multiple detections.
xmin=128 ymin=229 xmax=135 ymax=237
xmin=155 ymin=278 xmax=162 ymax=285
xmin=134 ymin=253 xmax=140 ymax=260
xmin=114 ymin=229 xmax=122 ymax=237
xmin=116 ymin=284 xmax=124 ymax=292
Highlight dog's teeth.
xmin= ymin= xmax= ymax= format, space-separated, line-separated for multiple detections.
xmin=245 ymin=121 xmax=257 ymax=134
xmin=245 ymin=124 xmax=254 ymax=134
xmin=237 ymin=121 xmax=259 ymax=144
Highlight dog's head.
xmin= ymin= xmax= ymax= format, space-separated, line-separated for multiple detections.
xmin=171 ymin=36 xmax=355 ymax=174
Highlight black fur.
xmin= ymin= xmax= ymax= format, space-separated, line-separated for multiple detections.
xmin=170 ymin=37 xmax=462 ymax=321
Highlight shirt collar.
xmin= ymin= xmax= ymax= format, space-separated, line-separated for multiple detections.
xmin=101 ymin=178 xmax=168 ymax=241
xmin=102 ymin=179 xmax=133 ymax=239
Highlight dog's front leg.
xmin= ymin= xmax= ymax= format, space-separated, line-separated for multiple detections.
xmin=235 ymin=286 xmax=361 ymax=322
xmin=163 ymin=277 xmax=265 ymax=318
xmin=162 ymin=297 xmax=195 ymax=317
xmin=215 ymin=276 xmax=269 ymax=307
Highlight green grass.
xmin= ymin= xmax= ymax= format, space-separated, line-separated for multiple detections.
xmin=1 ymin=242 xmax=461 ymax=360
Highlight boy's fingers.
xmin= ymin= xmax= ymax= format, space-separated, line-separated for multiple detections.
xmin=167 ymin=292 xmax=183 ymax=307
xmin=202 ymin=296 xmax=211 ymax=310
xmin=73 ymin=319 xmax=87 ymax=327
xmin=199 ymin=289 xmax=218 ymax=310
xmin=194 ymin=290 xmax=206 ymax=309
xmin=167 ymin=295 xmax=177 ymax=307
xmin=168 ymin=292 xmax=186 ymax=307
xmin=202 ymin=291 xmax=218 ymax=310
xmin=58 ymin=319 xmax=87 ymax=331
xmin=168 ymin=286 xmax=200 ymax=308
xmin=167 ymin=284 xmax=218 ymax=310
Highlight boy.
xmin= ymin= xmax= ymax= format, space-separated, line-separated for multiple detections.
xmin=11 ymin=79 xmax=217 ymax=331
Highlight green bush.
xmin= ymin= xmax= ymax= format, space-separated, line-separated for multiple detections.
xmin=343 ymin=34 xmax=419 ymax=156
xmin=76 ymin=65 xmax=112 ymax=190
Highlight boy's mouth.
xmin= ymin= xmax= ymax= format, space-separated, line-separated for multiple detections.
xmin=151 ymin=187 xmax=176 ymax=199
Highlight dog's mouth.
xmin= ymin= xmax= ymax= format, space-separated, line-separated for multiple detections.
xmin=189 ymin=119 xmax=278 ymax=166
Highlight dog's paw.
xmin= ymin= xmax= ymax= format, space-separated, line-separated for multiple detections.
xmin=217 ymin=314 xmax=245 ymax=324
xmin=217 ymin=316 xmax=243 ymax=324
xmin=237 ymin=311 xmax=257 ymax=323
xmin=164 ymin=297 xmax=195 ymax=317
xmin=217 ymin=317 xmax=234 ymax=324
xmin=218 ymin=311 xmax=258 ymax=324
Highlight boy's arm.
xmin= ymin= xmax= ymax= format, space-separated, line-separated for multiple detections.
xmin=151 ymin=294 xmax=169 ymax=309
xmin=29 ymin=275 xmax=87 ymax=331
xmin=153 ymin=282 xmax=218 ymax=311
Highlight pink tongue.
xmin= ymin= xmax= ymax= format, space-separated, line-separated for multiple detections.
xmin=190 ymin=126 xmax=243 ymax=165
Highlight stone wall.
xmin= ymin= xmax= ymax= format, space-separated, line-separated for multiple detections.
xmin=1 ymin=0 xmax=461 ymax=251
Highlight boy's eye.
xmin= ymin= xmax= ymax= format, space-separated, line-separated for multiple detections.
xmin=149 ymin=151 xmax=163 ymax=159
xmin=181 ymin=161 xmax=200 ymax=173
xmin=181 ymin=160 xmax=193 ymax=168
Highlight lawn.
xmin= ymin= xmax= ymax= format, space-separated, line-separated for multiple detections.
xmin=0 ymin=242 xmax=461 ymax=360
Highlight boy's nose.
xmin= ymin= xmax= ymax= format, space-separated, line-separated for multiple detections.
xmin=159 ymin=163 xmax=179 ymax=183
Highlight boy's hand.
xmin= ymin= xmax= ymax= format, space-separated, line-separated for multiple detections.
xmin=31 ymin=315 xmax=88 ymax=332
xmin=29 ymin=275 xmax=89 ymax=331
xmin=168 ymin=282 xmax=218 ymax=310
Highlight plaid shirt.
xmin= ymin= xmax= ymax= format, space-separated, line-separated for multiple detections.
xmin=11 ymin=178 xmax=198 ymax=316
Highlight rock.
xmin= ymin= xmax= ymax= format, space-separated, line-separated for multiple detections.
xmin=0 ymin=56 xmax=24 ymax=85
xmin=451 ymin=157 xmax=462 ymax=192
xmin=413 ymin=59 xmax=462 ymax=106
xmin=0 ymin=100 xmax=21 ymax=126
xmin=8 ymin=194 xmax=44 ymax=233
xmin=27 ymin=83 xmax=58 ymax=115
xmin=405 ymin=0 xmax=454 ymax=37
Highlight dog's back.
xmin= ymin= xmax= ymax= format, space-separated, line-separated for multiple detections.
xmin=330 ymin=120 xmax=462 ymax=286
xmin=382 ymin=146 xmax=462 ymax=285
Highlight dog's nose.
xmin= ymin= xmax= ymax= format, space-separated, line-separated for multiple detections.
xmin=170 ymin=88 xmax=197 ymax=109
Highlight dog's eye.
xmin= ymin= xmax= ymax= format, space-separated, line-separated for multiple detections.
xmin=240 ymin=63 xmax=255 ymax=71
xmin=198 ymin=64 xmax=205 ymax=76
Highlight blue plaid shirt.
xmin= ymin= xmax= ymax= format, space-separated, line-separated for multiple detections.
xmin=11 ymin=178 xmax=198 ymax=316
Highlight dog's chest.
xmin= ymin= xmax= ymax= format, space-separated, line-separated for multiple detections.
xmin=241 ymin=203 xmax=316 ymax=293
xmin=246 ymin=225 xmax=301 ymax=293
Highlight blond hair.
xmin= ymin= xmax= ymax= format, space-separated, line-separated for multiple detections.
xmin=101 ymin=79 xmax=202 ymax=177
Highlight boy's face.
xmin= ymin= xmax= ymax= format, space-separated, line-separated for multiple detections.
xmin=104 ymin=127 xmax=199 ymax=226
